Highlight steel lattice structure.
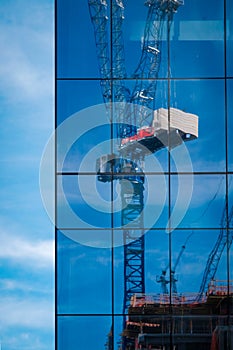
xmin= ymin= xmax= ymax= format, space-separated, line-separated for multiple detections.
xmin=88 ymin=1 xmax=184 ymax=348
xmin=197 ymin=206 xmax=233 ymax=300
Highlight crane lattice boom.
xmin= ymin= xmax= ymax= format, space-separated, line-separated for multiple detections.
xmin=197 ymin=207 xmax=233 ymax=300
xmin=89 ymin=0 xmax=184 ymax=139
xmin=88 ymin=2 xmax=185 ymax=348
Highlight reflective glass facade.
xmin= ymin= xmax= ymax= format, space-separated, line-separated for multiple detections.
xmin=56 ymin=1 xmax=233 ymax=349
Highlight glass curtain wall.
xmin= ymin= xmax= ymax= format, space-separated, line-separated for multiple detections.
xmin=56 ymin=0 xmax=233 ymax=349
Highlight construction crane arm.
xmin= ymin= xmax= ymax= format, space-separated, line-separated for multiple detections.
xmin=89 ymin=0 xmax=133 ymax=141
xmin=198 ymin=228 xmax=227 ymax=298
xmin=88 ymin=0 xmax=111 ymax=103
xmin=112 ymin=0 xmax=133 ymax=140
xmin=197 ymin=206 xmax=233 ymax=299
xmin=130 ymin=0 xmax=184 ymax=120
xmin=131 ymin=2 xmax=165 ymax=97
xmin=172 ymin=232 xmax=192 ymax=272
xmin=112 ymin=0 xmax=127 ymax=87
xmin=172 ymin=245 xmax=185 ymax=272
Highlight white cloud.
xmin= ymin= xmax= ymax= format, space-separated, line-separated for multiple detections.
xmin=0 ymin=296 xmax=54 ymax=330
xmin=0 ymin=1 xmax=54 ymax=103
xmin=0 ymin=278 xmax=52 ymax=295
xmin=96 ymin=255 xmax=112 ymax=267
xmin=147 ymin=271 xmax=160 ymax=283
xmin=171 ymin=174 xmax=225 ymax=220
xmin=70 ymin=253 xmax=86 ymax=265
xmin=2 ymin=331 xmax=52 ymax=350
xmin=0 ymin=230 xmax=54 ymax=269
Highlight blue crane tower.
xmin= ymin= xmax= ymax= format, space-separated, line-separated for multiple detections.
xmin=88 ymin=0 xmax=185 ymax=321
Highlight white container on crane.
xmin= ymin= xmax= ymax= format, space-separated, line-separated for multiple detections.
xmin=153 ymin=107 xmax=199 ymax=139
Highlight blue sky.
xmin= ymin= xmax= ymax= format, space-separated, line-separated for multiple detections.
xmin=0 ymin=1 xmax=54 ymax=349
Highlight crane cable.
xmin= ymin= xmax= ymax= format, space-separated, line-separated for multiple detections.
xmin=190 ymin=175 xmax=224 ymax=227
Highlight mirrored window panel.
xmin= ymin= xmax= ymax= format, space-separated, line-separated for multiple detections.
xmin=57 ymin=0 xmax=170 ymax=80
xmin=171 ymin=174 xmax=226 ymax=229
xmin=145 ymin=229 xmax=169 ymax=295
xmin=57 ymin=0 xmax=103 ymax=78
xmin=111 ymin=80 xmax=169 ymax=174
xmin=113 ymin=230 xmax=169 ymax=314
xmin=171 ymin=230 xmax=228 ymax=296
xmin=171 ymin=0 xmax=224 ymax=78
xmin=58 ymin=316 xmax=112 ymax=350
xmin=228 ymin=80 xmax=233 ymax=172
xmin=57 ymin=122 xmax=111 ymax=174
xmin=56 ymin=81 xmax=111 ymax=172
xmin=56 ymin=175 xmax=112 ymax=229
xmin=113 ymin=243 xmax=124 ymax=315
xmin=170 ymin=79 xmax=225 ymax=173
xmin=57 ymin=231 xmax=112 ymax=314
xmin=230 ymin=228 xmax=233 ymax=281
xmin=229 ymin=174 xmax=233 ymax=229
xmin=114 ymin=316 xmax=126 ymax=350
xmin=227 ymin=0 xmax=233 ymax=77
xmin=115 ymin=2 xmax=168 ymax=80
xmin=112 ymin=174 xmax=168 ymax=230
xmin=56 ymin=80 xmax=104 ymax=125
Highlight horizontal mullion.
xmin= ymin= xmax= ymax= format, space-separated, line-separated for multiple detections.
xmin=56 ymin=76 xmax=233 ymax=81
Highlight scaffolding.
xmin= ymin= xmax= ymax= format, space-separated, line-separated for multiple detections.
xmin=123 ymin=281 xmax=233 ymax=350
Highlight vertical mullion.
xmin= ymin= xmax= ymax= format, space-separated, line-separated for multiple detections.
xmin=55 ymin=1 xmax=58 ymax=350
xmin=110 ymin=2 xmax=115 ymax=349
xmin=223 ymin=0 xmax=231 ymax=326
xmin=167 ymin=11 xmax=174 ymax=350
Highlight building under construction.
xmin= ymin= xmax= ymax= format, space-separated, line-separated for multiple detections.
xmin=123 ymin=281 xmax=233 ymax=349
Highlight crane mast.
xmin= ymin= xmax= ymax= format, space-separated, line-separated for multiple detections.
xmin=88 ymin=1 xmax=147 ymax=320
xmin=88 ymin=1 xmax=184 ymax=348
